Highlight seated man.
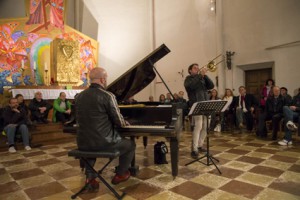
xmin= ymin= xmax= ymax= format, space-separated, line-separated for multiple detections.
xmin=53 ymin=92 xmax=72 ymax=124
xmin=233 ymin=86 xmax=259 ymax=132
xmin=280 ymin=87 xmax=292 ymax=105
xmin=278 ymin=88 xmax=300 ymax=145
xmin=29 ymin=91 xmax=53 ymax=123
xmin=256 ymin=86 xmax=285 ymax=140
xmin=76 ymin=67 xmax=135 ymax=190
xmin=3 ymin=98 xmax=31 ymax=153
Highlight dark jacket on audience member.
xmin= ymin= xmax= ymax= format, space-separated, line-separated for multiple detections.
xmin=3 ymin=105 xmax=28 ymax=126
xmin=290 ymin=93 xmax=300 ymax=113
xmin=28 ymin=98 xmax=52 ymax=112
xmin=76 ymin=83 xmax=126 ymax=151
xmin=233 ymin=94 xmax=259 ymax=111
xmin=265 ymin=95 xmax=286 ymax=115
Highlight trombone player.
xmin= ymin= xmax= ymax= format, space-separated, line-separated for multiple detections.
xmin=184 ymin=63 xmax=214 ymax=158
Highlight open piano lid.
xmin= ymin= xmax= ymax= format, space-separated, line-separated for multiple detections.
xmin=107 ymin=44 xmax=170 ymax=102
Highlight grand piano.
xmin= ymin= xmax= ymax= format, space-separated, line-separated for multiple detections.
xmin=107 ymin=44 xmax=180 ymax=178
xmin=64 ymin=44 xmax=181 ymax=177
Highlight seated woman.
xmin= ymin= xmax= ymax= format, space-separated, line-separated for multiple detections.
xmin=53 ymin=92 xmax=72 ymax=125
xmin=209 ymin=89 xmax=221 ymax=130
xmin=221 ymin=88 xmax=234 ymax=131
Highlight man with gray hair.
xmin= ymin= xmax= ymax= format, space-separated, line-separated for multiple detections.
xmin=76 ymin=67 xmax=135 ymax=191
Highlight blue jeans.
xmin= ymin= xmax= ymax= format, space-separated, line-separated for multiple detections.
xmin=4 ymin=124 xmax=30 ymax=146
xmin=283 ymin=106 xmax=299 ymax=141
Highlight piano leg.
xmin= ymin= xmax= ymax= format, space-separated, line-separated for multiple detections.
xmin=129 ymin=136 xmax=139 ymax=176
xmin=169 ymin=137 xmax=178 ymax=179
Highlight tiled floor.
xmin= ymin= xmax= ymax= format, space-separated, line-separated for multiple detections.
xmin=0 ymin=130 xmax=300 ymax=200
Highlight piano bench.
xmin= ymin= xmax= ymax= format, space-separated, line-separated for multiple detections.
xmin=68 ymin=149 xmax=126 ymax=200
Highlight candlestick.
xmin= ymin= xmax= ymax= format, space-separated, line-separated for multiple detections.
xmin=21 ymin=67 xmax=25 ymax=86
xmin=34 ymin=61 xmax=36 ymax=70
xmin=45 ymin=62 xmax=48 ymax=71
xmin=21 ymin=60 xmax=24 ymax=69
xmin=33 ymin=68 xmax=37 ymax=86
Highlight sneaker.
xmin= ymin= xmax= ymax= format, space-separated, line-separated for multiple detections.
xmin=286 ymin=121 xmax=298 ymax=131
xmin=191 ymin=151 xmax=199 ymax=159
xmin=278 ymin=139 xmax=293 ymax=146
xmin=8 ymin=146 xmax=17 ymax=153
xmin=239 ymin=123 xmax=244 ymax=129
xmin=25 ymin=146 xmax=32 ymax=151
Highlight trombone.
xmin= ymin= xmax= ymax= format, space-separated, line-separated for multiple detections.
xmin=200 ymin=54 xmax=225 ymax=72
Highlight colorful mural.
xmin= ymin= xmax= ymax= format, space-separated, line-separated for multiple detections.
xmin=0 ymin=0 xmax=98 ymax=94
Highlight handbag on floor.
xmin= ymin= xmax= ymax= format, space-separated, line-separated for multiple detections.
xmin=154 ymin=141 xmax=168 ymax=164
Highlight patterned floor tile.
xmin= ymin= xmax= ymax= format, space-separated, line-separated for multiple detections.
xmin=0 ymin=130 xmax=300 ymax=200
xmin=255 ymin=188 xmax=300 ymax=200
xmin=24 ymin=182 xmax=66 ymax=200
xmin=122 ymin=182 xmax=162 ymax=200
xmin=190 ymin=173 xmax=231 ymax=189
xmin=219 ymin=180 xmax=264 ymax=199
xmin=169 ymin=181 xmax=213 ymax=200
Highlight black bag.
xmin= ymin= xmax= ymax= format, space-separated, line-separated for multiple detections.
xmin=154 ymin=141 xmax=168 ymax=164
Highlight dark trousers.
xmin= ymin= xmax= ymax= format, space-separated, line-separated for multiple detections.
xmin=85 ymin=138 xmax=136 ymax=179
xmin=257 ymin=113 xmax=283 ymax=138
xmin=56 ymin=112 xmax=71 ymax=123
xmin=31 ymin=110 xmax=50 ymax=121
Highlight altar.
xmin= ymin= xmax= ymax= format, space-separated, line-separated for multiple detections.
xmin=11 ymin=86 xmax=85 ymax=100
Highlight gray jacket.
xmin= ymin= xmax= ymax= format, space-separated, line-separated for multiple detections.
xmin=76 ymin=83 xmax=126 ymax=151
xmin=184 ymin=74 xmax=214 ymax=107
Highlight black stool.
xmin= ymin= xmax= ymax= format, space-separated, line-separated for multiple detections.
xmin=68 ymin=149 xmax=126 ymax=199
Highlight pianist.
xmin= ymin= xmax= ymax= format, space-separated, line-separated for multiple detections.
xmin=76 ymin=67 xmax=136 ymax=189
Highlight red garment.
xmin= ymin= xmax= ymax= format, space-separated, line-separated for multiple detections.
xmin=241 ymin=96 xmax=245 ymax=108
xmin=50 ymin=0 xmax=64 ymax=30
xmin=26 ymin=0 xmax=44 ymax=25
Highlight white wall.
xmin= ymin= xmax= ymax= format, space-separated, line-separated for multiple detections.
xmin=80 ymin=0 xmax=300 ymax=99
xmin=222 ymin=0 xmax=300 ymax=95
xmin=83 ymin=0 xmax=152 ymax=87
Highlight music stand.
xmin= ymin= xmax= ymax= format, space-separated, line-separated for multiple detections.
xmin=185 ymin=100 xmax=227 ymax=174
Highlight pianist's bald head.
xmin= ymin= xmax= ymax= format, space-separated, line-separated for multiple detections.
xmin=89 ymin=67 xmax=108 ymax=87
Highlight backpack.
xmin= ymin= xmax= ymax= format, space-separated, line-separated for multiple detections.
xmin=154 ymin=141 xmax=168 ymax=164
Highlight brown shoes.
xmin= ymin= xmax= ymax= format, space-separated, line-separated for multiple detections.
xmin=111 ymin=170 xmax=131 ymax=185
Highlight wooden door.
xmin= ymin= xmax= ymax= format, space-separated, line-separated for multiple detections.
xmin=245 ymin=68 xmax=272 ymax=101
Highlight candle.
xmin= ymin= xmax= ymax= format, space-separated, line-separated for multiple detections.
xmin=34 ymin=61 xmax=36 ymax=70
xmin=45 ymin=62 xmax=48 ymax=71
xmin=21 ymin=60 xmax=24 ymax=69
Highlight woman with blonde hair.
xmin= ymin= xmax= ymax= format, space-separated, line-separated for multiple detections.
xmin=221 ymin=88 xmax=234 ymax=131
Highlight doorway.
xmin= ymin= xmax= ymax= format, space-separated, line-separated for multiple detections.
xmin=245 ymin=68 xmax=272 ymax=101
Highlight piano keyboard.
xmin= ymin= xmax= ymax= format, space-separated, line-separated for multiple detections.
xmin=123 ymin=125 xmax=165 ymax=129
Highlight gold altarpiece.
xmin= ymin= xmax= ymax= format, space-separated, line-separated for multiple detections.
xmin=51 ymin=38 xmax=82 ymax=86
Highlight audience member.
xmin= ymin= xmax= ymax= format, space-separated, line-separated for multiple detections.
xmin=184 ymin=63 xmax=214 ymax=158
xmin=234 ymin=86 xmax=258 ymax=132
xmin=76 ymin=67 xmax=135 ymax=188
xmin=149 ymin=95 xmax=154 ymax=102
xmin=278 ymin=88 xmax=300 ymax=145
xmin=209 ymin=89 xmax=220 ymax=130
xmin=256 ymin=86 xmax=285 ymax=140
xmin=260 ymin=78 xmax=275 ymax=111
xmin=280 ymin=87 xmax=292 ymax=105
xmin=29 ymin=92 xmax=52 ymax=123
xmin=159 ymin=94 xmax=166 ymax=104
xmin=3 ymin=98 xmax=31 ymax=153
xmin=165 ymin=93 xmax=172 ymax=103
xmin=53 ymin=92 xmax=72 ymax=124
xmin=15 ymin=94 xmax=33 ymax=125
xmin=221 ymin=88 xmax=234 ymax=131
